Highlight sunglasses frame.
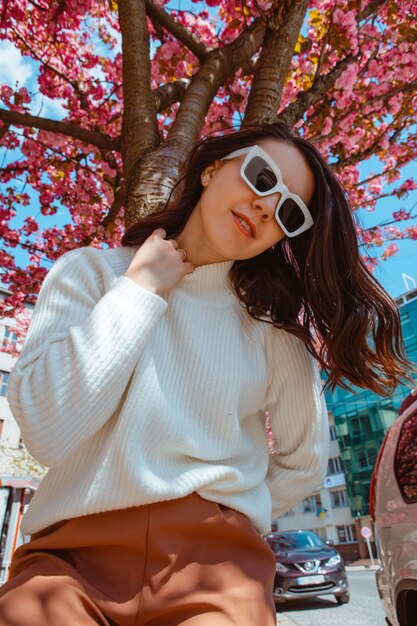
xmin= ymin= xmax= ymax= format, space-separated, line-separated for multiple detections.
xmin=221 ymin=145 xmax=314 ymax=238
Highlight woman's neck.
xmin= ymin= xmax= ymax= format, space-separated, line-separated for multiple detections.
xmin=175 ymin=202 xmax=232 ymax=267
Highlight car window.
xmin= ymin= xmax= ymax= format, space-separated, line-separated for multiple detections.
xmin=267 ymin=532 xmax=324 ymax=551
xmin=394 ymin=414 xmax=417 ymax=504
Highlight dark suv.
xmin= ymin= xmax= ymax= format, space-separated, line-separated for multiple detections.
xmin=265 ymin=530 xmax=349 ymax=605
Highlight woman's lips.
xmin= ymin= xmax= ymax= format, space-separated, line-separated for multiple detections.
xmin=231 ymin=211 xmax=256 ymax=238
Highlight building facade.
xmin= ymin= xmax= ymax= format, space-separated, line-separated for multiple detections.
xmin=0 ymin=286 xmax=33 ymax=449
xmin=324 ymin=286 xmax=417 ymax=519
xmin=273 ymin=412 xmax=360 ymax=561
xmin=274 ymin=287 xmax=417 ymax=561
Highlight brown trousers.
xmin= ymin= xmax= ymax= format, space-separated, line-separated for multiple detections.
xmin=0 ymin=493 xmax=276 ymax=625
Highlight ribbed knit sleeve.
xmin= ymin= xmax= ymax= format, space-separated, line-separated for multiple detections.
xmin=7 ymin=247 xmax=167 ymax=466
xmin=265 ymin=329 xmax=329 ymax=520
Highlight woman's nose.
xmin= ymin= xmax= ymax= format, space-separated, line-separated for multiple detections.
xmin=252 ymin=193 xmax=280 ymax=220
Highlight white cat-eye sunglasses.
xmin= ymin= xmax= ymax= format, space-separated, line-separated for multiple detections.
xmin=221 ymin=145 xmax=314 ymax=238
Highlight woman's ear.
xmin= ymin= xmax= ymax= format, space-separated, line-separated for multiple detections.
xmin=201 ymin=160 xmax=223 ymax=186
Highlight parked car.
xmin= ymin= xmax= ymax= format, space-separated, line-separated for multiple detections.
xmin=264 ymin=530 xmax=349 ymax=605
xmin=370 ymin=388 xmax=417 ymax=626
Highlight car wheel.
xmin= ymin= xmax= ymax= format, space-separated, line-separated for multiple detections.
xmin=335 ymin=592 xmax=350 ymax=604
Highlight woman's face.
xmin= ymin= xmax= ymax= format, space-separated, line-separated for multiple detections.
xmin=187 ymin=139 xmax=315 ymax=264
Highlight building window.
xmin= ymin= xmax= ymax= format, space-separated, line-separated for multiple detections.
xmin=351 ymin=417 xmax=360 ymax=436
xmin=0 ymin=370 xmax=9 ymax=397
xmin=327 ymin=456 xmax=343 ymax=476
xmin=367 ymin=443 xmax=378 ymax=467
xmin=330 ymin=489 xmax=348 ymax=508
xmin=342 ymin=458 xmax=351 ymax=474
xmin=357 ymin=444 xmax=378 ymax=470
xmin=303 ymin=494 xmax=322 ymax=514
xmin=329 ymin=425 xmax=337 ymax=441
xmin=283 ymin=509 xmax=295 ymax=517
xmin=351 ymin=414 xmax=373 ymax=436
xmin=1 ymin=326 xmax=18 ymax=351
xmin=336 ymin=524 xmax=357 ymax=543
xmin=358 ymin=449 xmax=369 ymax=468
xmin=400 ymin=310 xmax=410 ymax=324
xmin=395 ymin=414 xmax=417 ymax=503
xmin=361 ymin=414 xmax=372 ymax=434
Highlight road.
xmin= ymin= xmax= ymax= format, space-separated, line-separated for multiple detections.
xmin=276 ymin=570 xmax=387 ymax=626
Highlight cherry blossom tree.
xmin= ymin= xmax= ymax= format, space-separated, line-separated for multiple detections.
xmin=1 ymin=0 xmax=417 ymax=345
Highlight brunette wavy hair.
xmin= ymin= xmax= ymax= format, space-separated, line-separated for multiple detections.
xmin=121 ymin=123 xmax=415 ymax=395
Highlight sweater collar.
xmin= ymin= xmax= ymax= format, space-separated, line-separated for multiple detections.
xmin=177 ymin=260 xmax=236 ymax=302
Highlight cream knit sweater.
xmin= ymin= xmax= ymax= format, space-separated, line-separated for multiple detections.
xmin=7 ymin=245 xmax=329 ymax=535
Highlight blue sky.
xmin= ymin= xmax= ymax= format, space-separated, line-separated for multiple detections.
xmin=1 ymin=4 xmax=416 ymax=299
xmin=355 ymin=159 xmax=417 ymax=297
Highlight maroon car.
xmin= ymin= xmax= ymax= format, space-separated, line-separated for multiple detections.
xmin=265 ymin=530 xmax=349 ymax=605
xmin=370 ymin=389 xmax=417 ymax=626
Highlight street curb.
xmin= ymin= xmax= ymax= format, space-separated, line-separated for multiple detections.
xmin=276 ymin=613 xmax=298 ymax=626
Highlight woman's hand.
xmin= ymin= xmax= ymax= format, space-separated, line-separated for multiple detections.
xmin=124 ymin=229 xmax=194 ymax=299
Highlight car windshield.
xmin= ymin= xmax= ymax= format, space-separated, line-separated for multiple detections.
xmin=267 ymin=531 xmax=325 ymax=552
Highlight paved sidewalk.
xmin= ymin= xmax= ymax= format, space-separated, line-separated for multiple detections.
xmin=345 ymin=558 xmax=379 ymax=571
xmin=276 ymin=612 xmax=298 ymax=625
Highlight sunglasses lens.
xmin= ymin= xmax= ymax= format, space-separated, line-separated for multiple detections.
xmin=243 ymin=157 xmax=278 ymax=193
xmin=278 ymin=198 xmax=305 ymax=233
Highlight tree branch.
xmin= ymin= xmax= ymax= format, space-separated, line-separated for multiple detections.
xmin=154 ymin=78 xmax=191 ymax=112
xmin=165 ymin=17 xmax=265 ymax=151
xmin=0 ymin=121 xmax=10 ymax=143
xmin=353 ymin=160 xmax=415 ymax=187
xmin=277 ymin=54 xmax=357 ymax=127
xmin=10 ymin=128 xmax=115 ymax=183
xmin=359 ymin=0 xmax=389 ymax=21
xmin=332 ymin=108 xmax=409 ymax=169
xmin=243 ymin=0 xmax=309 ymax=125
xmin=125 ymin=18 xmax=266 ymax=222
xmin=363 ymin=78 xmax=417 ymax=107
xmin=314 ymin=20 xmax=332 ymax=79
xmin=11 ymin=25 xmax=90 ymax=111
xmin=118 ymin=0 xmax=159 ymax=187
xmin=2 ymin=77 xmax=191 ymax=152
xmin=276 ymin=2 xmax=404 ymax=132
xmin=144 ymin=0 xmax=210 ymax=62
xmin=97 ymin=149 xmax=126 ymax=231
xmin=100 ymin=177 xmax=126 ymax=232
xmin=0 ymin=109 xmax=120 ymax=151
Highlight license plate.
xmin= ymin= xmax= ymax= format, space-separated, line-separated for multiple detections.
xmin=297 ymin=575 xmax=325 ymax=585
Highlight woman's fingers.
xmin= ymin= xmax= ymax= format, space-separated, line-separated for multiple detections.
xmin=152 ymin=228 xmax=167 ymax=239
xmin=151 ymin=230 xmax=180 ymax=253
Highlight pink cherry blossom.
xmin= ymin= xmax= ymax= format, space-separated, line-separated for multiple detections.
xmin=381 ymin=243 xmax=400 ymax=260
xmin=0 ymin=0 xmax=415 ymax=320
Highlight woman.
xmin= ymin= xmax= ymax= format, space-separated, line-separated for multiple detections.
xmin=0 ymin=123 xmax=413 ymax=625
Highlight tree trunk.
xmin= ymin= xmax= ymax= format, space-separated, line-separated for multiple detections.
xmin=244 ymin=0 xmax=309 ymax=124
xmin=118 ymin=0 xmax=160 ymax=188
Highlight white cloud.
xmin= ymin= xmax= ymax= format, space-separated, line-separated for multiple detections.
xmin=0 ymin=41 xmax=34 ymax=87
xmin=0 ymin=41 xmax=66 ymax=119
xmin=31 ymin=92 xmax=67 ymax=121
